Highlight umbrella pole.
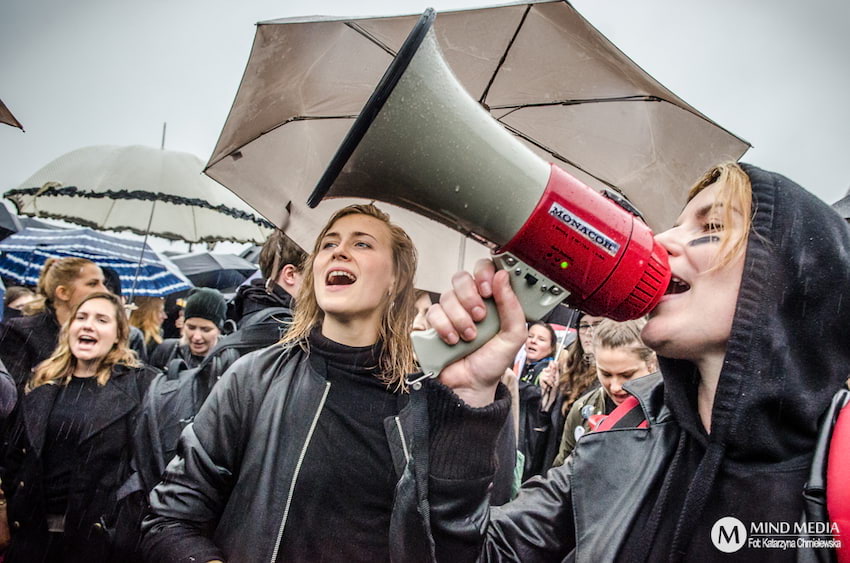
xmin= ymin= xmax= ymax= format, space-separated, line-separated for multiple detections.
xmin=130 ymin=200 xmax=158 ymax=303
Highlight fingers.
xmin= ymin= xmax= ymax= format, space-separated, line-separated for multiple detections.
xmin=473 ymin=259 xmax=497 ymax=299
xmin=427 ymin=268 xmax=489 ymax=345
xmin=491 ymin=270 xmax=527 ymax=347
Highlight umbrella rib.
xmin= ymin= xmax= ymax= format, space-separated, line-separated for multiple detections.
xmin=346 ymin=22 xmax=397 ymax=57
xmin=479 ymin=3 xmax=532 ymax=106
xmin=492 ymin=95 xmax=666 ymax=117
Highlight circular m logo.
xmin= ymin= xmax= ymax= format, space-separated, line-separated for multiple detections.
xmin=711 ymin=517 xmax=747 ymax=553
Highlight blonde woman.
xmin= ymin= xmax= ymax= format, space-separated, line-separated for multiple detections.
xmin=129 ymin=296 xmax=168 ymax=358
xmin=0 ymin=257 xmax=107 ymax=386
xmin=143 ymin=204 xmax=421 ymax=562
xmin=1 ymin=292 xmax=157 ymax=562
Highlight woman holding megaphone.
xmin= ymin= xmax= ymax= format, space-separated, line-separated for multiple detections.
xmin=414 ymin=163 xmax=850 ymax=561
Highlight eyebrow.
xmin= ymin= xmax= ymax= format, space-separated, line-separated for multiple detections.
xmin=322 ymin=231 xmax=378 ymax=241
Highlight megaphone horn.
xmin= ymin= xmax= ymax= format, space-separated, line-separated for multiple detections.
xmin=309 ymin=9 xmax=671 ymax=378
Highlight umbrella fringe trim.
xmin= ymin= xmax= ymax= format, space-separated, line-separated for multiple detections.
xmin=4 ymin=186 xmax=276 ymax=239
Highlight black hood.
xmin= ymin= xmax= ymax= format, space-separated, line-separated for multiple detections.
xmin=229 ymin=278 xmax=294 ymax=325
xmin=660 ymin=163 xmax=850 ymax=463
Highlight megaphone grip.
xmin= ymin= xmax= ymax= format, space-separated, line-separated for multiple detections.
xmin=410 ymin=253 xmax=569 ymax=380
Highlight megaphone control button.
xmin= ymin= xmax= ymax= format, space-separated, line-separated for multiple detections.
xmin=524 ymin=273 xmax=538 ymax=286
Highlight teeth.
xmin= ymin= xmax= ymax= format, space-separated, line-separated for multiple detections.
xmin=328 ymin=270 xmax=356 ymax=282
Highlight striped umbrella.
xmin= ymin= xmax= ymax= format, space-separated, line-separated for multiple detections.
xmin=0 ymin=227 xmax=192 ymax=297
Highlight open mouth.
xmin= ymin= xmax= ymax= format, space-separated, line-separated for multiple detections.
xmin=326 ymin=270 xmax=356 ymax=286
xmin=665 ymin=276 xmax=690 ymax=295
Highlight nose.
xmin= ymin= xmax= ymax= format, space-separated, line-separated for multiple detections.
xmin=331 ymin=241 xmax=351 ymax=260
xmin=610 ymin=377 xmax=625 ymax=394
xmin=653 ymin=226 xmax=683 ymax=257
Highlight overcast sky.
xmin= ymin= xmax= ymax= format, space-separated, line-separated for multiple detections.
xmin=1 ymin=0 xmax=848 ymax=254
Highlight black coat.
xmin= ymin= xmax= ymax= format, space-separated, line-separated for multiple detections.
xmin=1 ymin=364 xmax=157 ymax=563
xmin=0 ymin=310 xmax=60 ymax=386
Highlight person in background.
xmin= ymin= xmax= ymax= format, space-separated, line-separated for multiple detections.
xmin=148 ymin=288 xmax=228 ymax=371
xmin=412 ymin=289 xmax=433 ymax=332
xmin=552 ymin=317 xmax=656 ymax=465
xmin=1 ymin=292 xmax=157 ymax=562
xmin=0 ymin=257 xmax=107 ymax=386
xmin=557 ymin=312 xmax=604 ymax=413
xmin=228 ymin=228 xmax=306 ymax=329
xmin=101 ymin=266 xmax=148 ymax=363
xmin=513 ymin=321 xmax=557 ymax=480
xmin=129 ymin=296 xmax=168 ymax=359
xmin=2 ymin=286 xmax=36 ymax=321
xmin=411 ymin=162 xmax=850 ymax=561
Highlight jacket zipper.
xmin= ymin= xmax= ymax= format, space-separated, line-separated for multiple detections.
xmin=394 ymin=416 xmax=411 ymax=464
xmin=269 ymin=380 xmax=331 ymax=562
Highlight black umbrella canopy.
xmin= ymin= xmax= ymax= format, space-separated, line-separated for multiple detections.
xmin=0 ymin=204 xmax=22 ymax=241
xmin=170 ymin=251 xmax=258 ymax=292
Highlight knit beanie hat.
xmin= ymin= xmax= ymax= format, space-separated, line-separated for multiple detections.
xmin=183 ymin=287 xmax=226 ymax=328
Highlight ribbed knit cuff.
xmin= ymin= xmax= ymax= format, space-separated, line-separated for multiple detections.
xmin=426 ymin=381 xmax=511 ymax=479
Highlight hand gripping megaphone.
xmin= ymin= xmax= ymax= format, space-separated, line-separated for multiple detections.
xmin=308 ymin=9 xmax=671 ymax=377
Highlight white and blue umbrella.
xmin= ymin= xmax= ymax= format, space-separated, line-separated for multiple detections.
xmin=0 ymin=227 xmax=192 ymax=297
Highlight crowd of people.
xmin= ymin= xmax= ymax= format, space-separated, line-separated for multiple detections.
xmin=0 ymin=161 xmax=847 ymax=561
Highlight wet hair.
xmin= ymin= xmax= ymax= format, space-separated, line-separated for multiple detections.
xmin=129 ymin=296 xmax=166 ymax=345
xmin=23 ymin=257 xmax=100 ymax=316
xmin=687 ymin=162 xmax=754 ymax=271
xmin=593 ymin=318 xmax=656 ymax=367
xmin=4 ymin=285 xmax=35 ymax=307
xmin=282 ymin=204 xmax=418 ymax=390
xmin=29 ymin=292 xmax=140 ymax=391
xmin=259 ymin=229 xmax=308 ymax=283
xmin=527 ymin=321 xmax=556 ymax=360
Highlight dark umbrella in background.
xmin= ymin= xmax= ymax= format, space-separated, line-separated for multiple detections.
xmin=0 ymin=204 xmax=22 ymax=241
xmin=0 ymin=99 xmax=24 ymax=131
xmin=169 ymin=251 xmax=258 ymax=294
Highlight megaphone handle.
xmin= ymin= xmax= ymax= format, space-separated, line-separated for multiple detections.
xmin=410 ymin=253 xmax=569 ymax=385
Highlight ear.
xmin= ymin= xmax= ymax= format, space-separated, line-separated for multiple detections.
xmin=278 ymin=264 xmax=300 ymax=288
xmin=54 ymin=284 xmax=72 ymax=303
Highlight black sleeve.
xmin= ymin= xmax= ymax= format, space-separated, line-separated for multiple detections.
xmin=423 ymin=381 xmax=578 ymax=562
xmin=140 ymin=361 xmax=251 ymax=563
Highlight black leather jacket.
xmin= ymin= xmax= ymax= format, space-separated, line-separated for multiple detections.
xmin=424 ymin=373 xmax=677 ymax=562
xmin=141 ymin=344 xmax=439 ymax=562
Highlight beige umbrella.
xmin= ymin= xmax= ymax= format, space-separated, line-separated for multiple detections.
xmin=5 ymin=145 xmax=274 ymax=244
xmin=204 ymin=0 xmax=749 ymax=291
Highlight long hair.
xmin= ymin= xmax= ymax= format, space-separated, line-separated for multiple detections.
xmin=129 ymin=296 xmax=165 ymax=345
xmin=687 ymin=162 xmax=753 ymax=271
xmin=281 ymin=204 xmax=418 ymax=390
xmin=23 ymin=257 xmax=97 ymax=316
xmin=29 ymin=292 xmax=140 ymax=391
xmin=558 ymin=313 xmax=598 ymax=412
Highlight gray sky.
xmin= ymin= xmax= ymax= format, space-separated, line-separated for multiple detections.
xmin=2 ymin=0 xmax=848 ymax=252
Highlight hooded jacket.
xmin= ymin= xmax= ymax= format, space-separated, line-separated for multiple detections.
xmin=0 ymin=310 xmax=60 ymax=386
xmin=228 ymin=278 xmax=294 ymax=329
xmin=415 ymin=164 xmax=850 ymax=562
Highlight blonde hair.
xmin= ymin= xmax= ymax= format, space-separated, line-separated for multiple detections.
xmin=281 ymin=204 xmax=418 ymax=390
xmin=129 ymin=296 xmax=166 ymax=346
xmin=23 ymin=257 xmax=98 ymax=315
xmin=687 ymin=162 xmax=753 ymax=271
xmin=29 ymin=292 xmax=140 ymax=391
